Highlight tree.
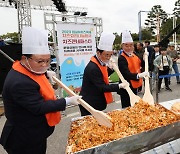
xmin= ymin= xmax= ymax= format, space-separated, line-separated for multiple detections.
xmin=141 ymin=28 xmax=153 ymax=41
xmin=1 ymin=32 xmax=19 ymax=43
xmin=161 ymin=18 xmax=173 ymax=37
xmin=113 ymin=32 xmax=121 ymax=50
xmin=113 ymin=32 xmax=121 ymax=45
xmin=173 ymin=0 xmax=180 ymax=36
xmin=173 ymin=0 xmax=180 ymax=17
xmin=131 ymin=33 xmax=139 ymax=42
xmin=145 ymin=5 xmax=168 ymax=35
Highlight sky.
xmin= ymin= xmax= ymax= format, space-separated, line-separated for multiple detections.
xmin=0 ymin=0 xmax=177 ymax=36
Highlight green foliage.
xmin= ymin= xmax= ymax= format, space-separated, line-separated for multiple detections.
xmin=131 ymin=33 xmax=139 ymax=41
xmin=145 ymin=5 xmax=168 ymax=35
xmin=1 ymin=32 xmax=19 ymax=43
xmin=113 ymin=32 xmax=121 ymax=45
xmin=141 ymin=28 xmax=153 ymax=40
xmin=173 ymin=0 xmax=180 ymax=17
xmin=160 ymin=18 xmax=174 ymax=37
xmin=143 ymin=2 xmax=180 ymax=42
xmin=113 ymin=32 xmax=121 ymax=50
xmin=113 ymin=43 xmax=121 ymax=51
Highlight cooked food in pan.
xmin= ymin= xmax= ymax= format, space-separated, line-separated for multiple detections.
xmin=67 ymin=100 xmax=179 ymax=153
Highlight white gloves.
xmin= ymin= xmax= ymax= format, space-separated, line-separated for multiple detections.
xmin=119 ymin=81 xmax=129 ymax=89
xmin=107 ymin=62 xmax=113 ymax=69
xmin=138 ymin=72 xmax=149 ymax=78
xmin=65 ymin=95 xmax=82 ymax=106
xmin=47 ymin=70 xmax=56 ymax=84
xmin=108 ymin=59 xmax=116 ymax=69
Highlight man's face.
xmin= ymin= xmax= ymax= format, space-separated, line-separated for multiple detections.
xmin=122 ymin=43 xmax=134 ymax=53
xmin=161 ymin=50 xmax=167 ymax=55
xmin=144 ymin=43 xmax=149 ymax=47
xmin=23 ymin=54 xmax=51 ymax=74
xmin=169 ymin=46 xmax=175 ymax=51
xmin=98 ymin=51 xmax=113 ymax=63
xmin=154 ymin=47 xmax=159 ymax=52
xmin=137 ymin=43 xmax=143 ymax=50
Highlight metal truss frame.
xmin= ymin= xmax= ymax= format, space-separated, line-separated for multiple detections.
xmin=0 ymin=1 xmax=88 ymax=42
xmin=44 ymin=13 xmax=103 ymax=83
xmin=44 ymin=12 xmax=103 ymax=49
xmin=16 ymin=0 xmax=32 ymax=42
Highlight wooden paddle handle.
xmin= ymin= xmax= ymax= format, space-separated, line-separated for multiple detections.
xmin=144 ymin=48 xmax=149 ymax=72
xmin=144 ymin=48 xmax=150 ymax=88
xmin=144 ymin=48 xmax=150 ymax=87
xmin=142 ymin=48 xmax=155 ymax=105
xmin=111 ymin=62 xmax=126 ymax=82
xmin=111 ymin=61 xmax=141 ymax=106
xmin=52 ymin=76 xmax=95 ymax=114
xmin=111 ymin=63 xmax=133 ymax=94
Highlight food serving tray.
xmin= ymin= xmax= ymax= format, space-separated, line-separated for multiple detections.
xmin=66 ymin=103 xmax=180 ymax=154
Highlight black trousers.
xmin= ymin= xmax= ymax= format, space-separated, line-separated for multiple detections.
xmin=118 ymin=87 xmax=138 ymax=108
xmin=158 ymin=69 xmax=169 ymax=90
xmin=79 ymin=104 xmax=91 ymax=116
xmin=5 ymin=139 xmax=47 ymax=154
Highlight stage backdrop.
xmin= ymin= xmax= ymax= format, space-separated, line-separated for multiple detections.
xmin=56 ymin=23 xmax=96 ymax=96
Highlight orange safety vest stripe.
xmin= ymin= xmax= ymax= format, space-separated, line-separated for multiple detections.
xmin=12 ymin=61 xmax=61 ymax=126
xmin=90 ymin=57 xmax=113 ymax=104
xmin=121 ymin=52 xmax=142 ymax=88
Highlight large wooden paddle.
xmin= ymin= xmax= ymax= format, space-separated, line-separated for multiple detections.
xmin=52 ymin=76 xmax=113 ymax=128
xmin=110 ymin=61 xmax=141 ymax=106
xmin=142 ymin=48 xmax=154 ymax=105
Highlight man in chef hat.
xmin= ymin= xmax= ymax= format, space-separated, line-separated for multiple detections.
xmin=79 ymin=32 xmax=129 ymax=116
xmin=117 ymin=30 xmax=149 ymax=108
xmin=0 ymin=27 xmax=81 ymax=154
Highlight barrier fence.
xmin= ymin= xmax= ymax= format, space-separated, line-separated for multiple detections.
xmin=151 ymin=71 xmax=180 ymax=103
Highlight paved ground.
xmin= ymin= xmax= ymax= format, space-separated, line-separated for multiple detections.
xmin=0 ymin=63 xmax=179 ymax=154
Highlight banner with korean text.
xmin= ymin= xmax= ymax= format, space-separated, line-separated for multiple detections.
xmin=56 ymin=23 xmax=96 ymax=96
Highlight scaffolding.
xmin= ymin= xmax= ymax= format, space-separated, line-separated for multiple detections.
xmin=44 ymin=13 xmax=103 ymax=48
xmin=0 ymin=0 xmax=89 ymax=41
xmin=44 ymin=13 xmax=103 ymax=81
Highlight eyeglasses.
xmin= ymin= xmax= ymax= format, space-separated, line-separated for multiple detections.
xmin=29 ymin=57 xmax=51 ymax=65
xmin=101 ymin=53 xmax=113 ymax=58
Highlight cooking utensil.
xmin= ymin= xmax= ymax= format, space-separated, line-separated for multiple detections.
xmin=111 ymin=61 xmax=141 ymax=106
xmin=52 ymin=76 xmax=113 ymax=128
xmin=142 ymin=48 xmax=154 ymax=105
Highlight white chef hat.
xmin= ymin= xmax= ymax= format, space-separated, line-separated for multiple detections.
xmin=97 ymin=32 xmax=115 ymax=51
xmin=121 ymin=30 xmax=133 ymax=43
xmin=22 ymin=27 xmax=50 ymax=54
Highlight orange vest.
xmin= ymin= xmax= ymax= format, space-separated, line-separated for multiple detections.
xmin=12 ymin=61 xmax=61 ymax=126
xmin=90 ymin=56 xmax=113 ymax=104
xmin=121 ymin=52 xmax=142 ymax=88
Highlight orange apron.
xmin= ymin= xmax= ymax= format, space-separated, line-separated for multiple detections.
xmin=90 ymin=57 xmax=113 ymax=104
xmin=121 ymin=52 xmax=142 ymax=88
xmin=12 ymin=61 xmax=61 ymax=126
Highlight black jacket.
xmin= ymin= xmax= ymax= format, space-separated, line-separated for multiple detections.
xmin=147 ymin=45 xmax=155 ymax=71
xmin=0 ymin=69 xmax=66 ymax=150
xmin=118 ymin=53 xmax=141 ymax=87
xmin=79 ymin=56 xmax=119 ymax=113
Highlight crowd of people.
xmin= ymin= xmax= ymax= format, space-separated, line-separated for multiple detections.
xmin=121 ymin=39 xmax=180 ymax=93
xmin=0 ymin=27 xmax=179 ymax=154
